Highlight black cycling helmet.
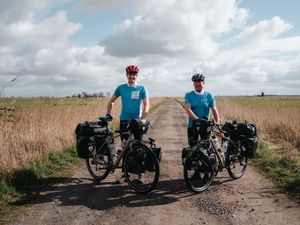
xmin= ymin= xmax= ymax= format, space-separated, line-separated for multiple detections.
xmin=191 ymin=73 xmax=205 ymax=82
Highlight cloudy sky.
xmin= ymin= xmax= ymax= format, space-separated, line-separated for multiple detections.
xmin=0 ymin=0 xmax=299 ymax=97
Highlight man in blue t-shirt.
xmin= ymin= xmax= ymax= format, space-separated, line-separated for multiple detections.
xmin=106 ymin=65 xmax=149 ymax=183
xmin=184 ymin=73 xmax=220 ymax=146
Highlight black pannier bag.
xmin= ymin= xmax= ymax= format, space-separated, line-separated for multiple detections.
xmin=152 ymin=147 xmax=162 ymax=162
xmin=76 ymin=137 xmax=94 ymax=159
xmin=75 ymin=121 xmax=107 ymax=138
xmin=126 ymin=146 xmax=147 ymax=174
xmin=240 ymin=136 xmax=258 ymax=158
xmin=129 ymin=119 xmax=150 ymax=135
xmin=222 ymin=120 xmax=258 ymax=158
xmin=145 ymin=147 xmax=162 ymax=171
xmin=181 ymin=147 xmax=190 ymax=166
xmin=236 ymin=122 xmax=258 ymax=158
xmin=183 ymin=146 xmax=213 ymax=171
xmin=126 ymin=146 xmax=161 ymax=173
xmin=221 ymin=119 xmax=237 ymax=136
xmin=75 ymin=121 xmax=110 ymax=159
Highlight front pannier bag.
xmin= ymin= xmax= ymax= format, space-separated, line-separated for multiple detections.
xmin=236 ymin=123 xmax=258 ymax=158
xmin=129 ymin=119 xmax=150 ymax=135
xmin=222 ymin=120 xmax=258 ymax=158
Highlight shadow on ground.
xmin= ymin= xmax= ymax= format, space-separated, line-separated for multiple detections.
xmin=11 ymin=175 xmax=195 ymax=211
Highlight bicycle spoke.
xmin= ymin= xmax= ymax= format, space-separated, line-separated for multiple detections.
xmin=124 ymin=144 xmax=160 ymax=194
xmin=86 ymin=151 xmax=110 ymax=181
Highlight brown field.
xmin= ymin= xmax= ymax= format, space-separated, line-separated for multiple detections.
xmin=217 ymin=96 xmax=300 ymax=155
xmin=0 ymin=97 xmax=164 ymax=174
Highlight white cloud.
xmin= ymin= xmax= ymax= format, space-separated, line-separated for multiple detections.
xmin=232 ymin=16 xmax=292 ymax=45
xmin=1 ymin=11 xmax=81 ymax=50
xmin=101 ymin=0 xmax=247 ymax=59
xmin=1 ymin=0 xmax=299 ymax=97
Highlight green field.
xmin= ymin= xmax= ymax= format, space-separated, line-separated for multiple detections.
xmin=0 ymin=97 xmax=105 ymax=112
xmin=228 ymin=96 xmax=300 ymax=108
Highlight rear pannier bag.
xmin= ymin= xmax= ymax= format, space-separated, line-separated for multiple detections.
xmin=126 ymin=146 xmax=161 ymax=173
xmin=152 ymin=147 xmax=162 ymax=162
xmin=145 ymin=147 xmax=162 ymax=171
xmin=126 ymin=147 xmax=147 ymax=174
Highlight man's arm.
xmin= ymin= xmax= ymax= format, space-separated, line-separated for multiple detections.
xmin=141 ymin=97 xmax=149 ymax=119
xmin=106 ymin=95 xmax=118 ymax=115
xmin=185 ymin=104 xmax=199 ymax=120
xmin=211 ymin=106 xmax=220 ymax=123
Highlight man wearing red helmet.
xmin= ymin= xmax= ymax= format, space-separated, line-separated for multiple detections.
xmin=106 ymin=65 xmax=149 ymax=183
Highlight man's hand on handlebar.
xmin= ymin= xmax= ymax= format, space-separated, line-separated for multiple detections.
xmin=99 ymin=114 xmax=113 ymax=123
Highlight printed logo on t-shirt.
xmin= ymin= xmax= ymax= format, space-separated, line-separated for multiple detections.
xmin=131 ymin=91 xmax=140 ymax=99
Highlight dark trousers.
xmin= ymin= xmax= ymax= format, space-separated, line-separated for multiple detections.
xmin=120 ymin=120 xmax=143 ymax=141
xmin=187 ymin=127 xmax=209 ymax=146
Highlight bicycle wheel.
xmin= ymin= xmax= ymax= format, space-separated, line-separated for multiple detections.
xmin=86 ymin=146 xmax=110 ymax=181
xmin=184 ymin=149 xmax=214 ymax=193
xmin=227 ymin=153 xmax=248 ymax=179
xmin=123 ymin=144 xmax=160 ymax=194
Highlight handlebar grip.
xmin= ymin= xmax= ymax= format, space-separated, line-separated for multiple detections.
xmin=99 ymin=114 xmax=113 ymax=123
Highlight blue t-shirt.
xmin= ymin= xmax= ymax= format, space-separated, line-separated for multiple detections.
xmin=184 ymin=90 xmax=216 ymax=128
xmin=114 ymin=83 xmax=148 ymax=120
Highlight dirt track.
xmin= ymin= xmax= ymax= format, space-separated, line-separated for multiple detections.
xmin=10 ymin=99 xmax=300 ymax=225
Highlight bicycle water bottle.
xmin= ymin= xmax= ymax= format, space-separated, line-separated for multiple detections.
xmin=222 ymin=140 xmax=228 ymax=153
xmin=211 ymin=135 xmax=220 ymax=150
xmin=114 ymin=149 xmax=122 ymax=162
xmin=121 ymin=139 xmax=127 ymax=149
xmin=212 ymin=135 xmax=224 ymax=161
xmin=107 ymin=136 xmax=116 ymax=158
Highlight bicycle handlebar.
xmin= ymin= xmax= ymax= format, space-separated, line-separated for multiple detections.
xmin=99 ymin=114 xmax=113 ymax=124
xmin=193 ymin=118 xmax=226 ymax=134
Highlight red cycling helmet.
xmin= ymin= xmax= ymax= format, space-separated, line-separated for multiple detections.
xmin=126 ymin=65 xmax=139 ymax=73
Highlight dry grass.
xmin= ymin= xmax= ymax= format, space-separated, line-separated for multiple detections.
xmin=0 ymin=98 xmax=113 ymax=174
xmin=217 ymin=96 xmax=300 ymax=155
xmin=0 ymin=97 xmax=164 ymax=174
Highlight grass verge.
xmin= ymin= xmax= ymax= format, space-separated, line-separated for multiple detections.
xmin=0 ymin=146 xmax=82 ymax=223
xmin=252 ymin=140 xmax=300 ymax=200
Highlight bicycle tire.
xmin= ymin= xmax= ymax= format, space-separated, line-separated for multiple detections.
xmin=183 ymin=148 xmax=214 ymax=193
xmin=86 ymin=145 xmax=110 ymax=181
xmin=227 ymin=153 xmax=248 ymax=179
xmin=123 ymin=144 xmax=160 ymax=194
